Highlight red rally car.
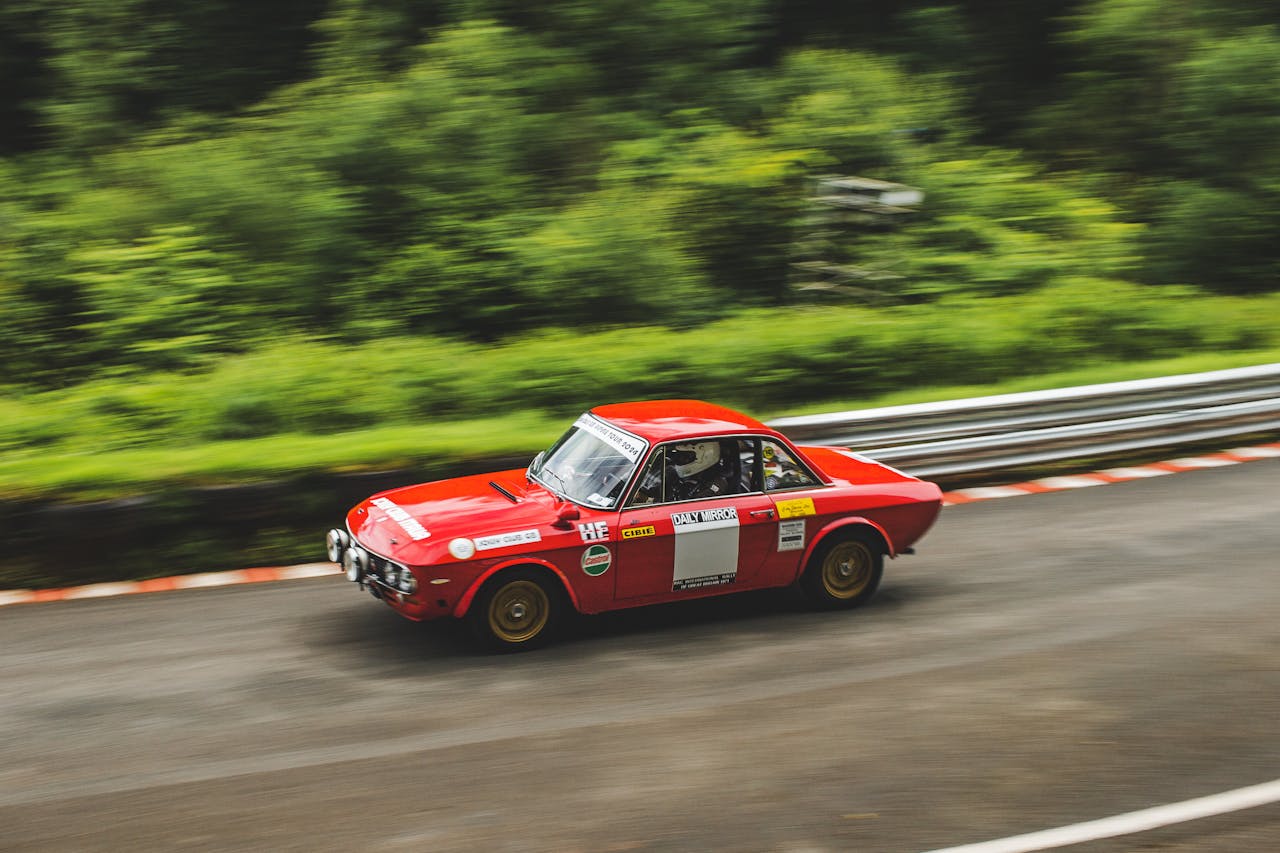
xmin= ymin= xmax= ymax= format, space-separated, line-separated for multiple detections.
xmin=325 ymin=400 xmax=942 ymax=650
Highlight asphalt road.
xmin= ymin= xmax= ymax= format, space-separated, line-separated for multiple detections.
xmin=2 ymin=460 xmax=1278 ymax=852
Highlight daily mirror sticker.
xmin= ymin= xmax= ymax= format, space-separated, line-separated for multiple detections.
xmin=474 ymin=528 xmax=542 ymax=552
xmin=776 ymin=497 xmax=816 ymax=519
xmin=778 ymin=519 xmax=806 ymax=552
xmin=671 ymin=507 xmax=740 ymax=591
xmin=670 ymin=506 xmax=740 ymax=532
xmin=573 ymin=414 xmax=646 ymax=462
xmin=370 ymin=497 xmax=431 ymax=541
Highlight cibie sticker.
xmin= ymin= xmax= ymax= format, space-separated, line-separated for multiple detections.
xmin=370 ymin=497 xmax=430 ymax=541
xmin=775 ymin=497 xmax=816 ymax=519
xmin=573 ymin=414 xmax=646 ymax=462
xmin=778 ymin=519 xmax=806 ymax=552
xmin=581 ymin=544 xmax=612 ymax=576
xmin=578 ymin=521 xmax=608 ymax=542
xmin=474 ymin=528 xmax=542 ymax=552
xmin=622 ymin=525 xmax=656 ymax=539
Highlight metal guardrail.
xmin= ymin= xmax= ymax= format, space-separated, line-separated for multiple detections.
xmin=768 ymin=363 xmax=1280 ymax=479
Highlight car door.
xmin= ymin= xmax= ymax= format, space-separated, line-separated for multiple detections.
xmin=614 ymin=439 xmax=777 ymax=602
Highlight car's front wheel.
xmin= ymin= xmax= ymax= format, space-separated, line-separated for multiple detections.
xmin=469 ymin=568 xmax=562 ymax=651
xmin=801 ymin=530 xmax=884 ymax=609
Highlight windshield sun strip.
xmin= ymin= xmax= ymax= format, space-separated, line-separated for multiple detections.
xmin=530 ymin=416 xmax=649 ymax=510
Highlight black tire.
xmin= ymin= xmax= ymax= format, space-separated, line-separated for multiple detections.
xmin=800 ymin=529 xmax=884 ymax=610
xmin=468 ymin=568 xmax=563 ymax=652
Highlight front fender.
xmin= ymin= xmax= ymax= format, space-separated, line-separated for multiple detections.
xmin=453 ymin=556 xmax=581 ymax=618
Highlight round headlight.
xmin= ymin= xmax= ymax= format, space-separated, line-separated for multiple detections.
xmin=326 ymin=528 xmax=350 ymax=563
xmin=342 ymin=546 xmax=369 ymax=582
xmin=398 ymin=567 xmax=418 ymax=594
xmin=448 ymin=538 xmax=476 ymax=560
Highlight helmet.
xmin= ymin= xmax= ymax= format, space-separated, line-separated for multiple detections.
xmin=670 ymin=441 xmax=720 ymax=478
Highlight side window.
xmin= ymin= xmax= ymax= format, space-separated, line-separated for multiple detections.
xmin=762 ymin=440 xmax=818 ymax=491
xmin=737 ymin=439 xmax=761 ymax=494
xmin=627 ymin=438 xmax=761 ymax=506
xmin=627 ymin=447 xmax=665 ymax=506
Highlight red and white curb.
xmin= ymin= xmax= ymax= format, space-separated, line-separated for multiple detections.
xmin=942 ymin=442 xmax=1280 ymax=506
xmin=2 ymin=442 xmax=1277 ymax=609
xmin=0 ymin=563 xmax=340 ymax=608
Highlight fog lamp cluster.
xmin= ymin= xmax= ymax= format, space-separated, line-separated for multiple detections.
xmin=326 ymin=527 xmax=417 ymax=593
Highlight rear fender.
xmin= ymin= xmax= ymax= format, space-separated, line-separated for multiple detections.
xmin=453 ymin=557 xmax=580 ymax=618
xmin=794 ymin=517 xmax=895 ymax=583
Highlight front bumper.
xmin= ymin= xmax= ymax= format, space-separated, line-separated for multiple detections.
xmin=325 ymin=527 xmax=448 ymax=621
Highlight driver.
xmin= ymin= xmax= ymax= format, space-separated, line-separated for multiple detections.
xmin=669 ymin=440 xmax=730 ymax=500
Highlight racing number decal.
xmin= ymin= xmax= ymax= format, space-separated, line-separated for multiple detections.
xmin=670 ymin=507 xmax=739 ymax=590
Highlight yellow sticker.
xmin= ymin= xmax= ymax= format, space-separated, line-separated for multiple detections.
xmin=622 ymin=525 xmax=656 ymax=539
xmin=775 ymin=498 xmax=816 ymax=519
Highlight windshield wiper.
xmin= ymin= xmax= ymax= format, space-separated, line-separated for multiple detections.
xmin=489 ymin=481 xmax=519 ymax=503
xmin=538 ymin=467 xmax=570 ymax=500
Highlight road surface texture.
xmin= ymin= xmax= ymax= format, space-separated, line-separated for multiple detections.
xmin=2 ymin=459 xmax=1277 ymax=852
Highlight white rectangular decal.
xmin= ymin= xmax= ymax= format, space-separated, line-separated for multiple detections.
xmin=474 ymin=528 xmax=542 ymax=551
xmin=573 ymin=414 xmax=646 ymax=462
xmin=778 ymin=519 xmax=806 ymax=552
xmin=370 ymin=497 xmax=431 ymax=541
xmin=671 ymin=506 xmax=739 ymax=590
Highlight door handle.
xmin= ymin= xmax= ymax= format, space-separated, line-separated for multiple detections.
xmin=750 ymin=509 xmax=776 ymax=519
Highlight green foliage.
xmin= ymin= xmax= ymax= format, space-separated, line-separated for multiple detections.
xmin=3 ymin=0 xmax=1280 ymax=509
xmin=1175 ymin=27 xmax=1280 ymax=177
xmin=3 ymin=285 xmax=1276 ymax=500
xmin=771 ymin=48 xmax=960 ymax=173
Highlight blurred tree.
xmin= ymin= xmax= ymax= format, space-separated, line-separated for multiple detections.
xmin=0 ymin=2 xmax=54 ymax=153
xmin=40 ymin=0 xmax=327 ymax=149
xmin=1144 ymin=180 xmax=1280 ymax=294
xmin=313 ymin=0 xmax=451 ymax=76
xmin=1032 ymin=0 xmax=1201 ymax=175
xmin=1173 ymin=27 xmax=1280 ymax=181
xmin=69 ymin=226 xmax=252 ymax=370
xmin=464 ymin=0 xmax=769 ymax=108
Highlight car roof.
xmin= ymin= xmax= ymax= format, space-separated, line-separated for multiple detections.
xmin=589 ymin=399 xmax=773 ymax=444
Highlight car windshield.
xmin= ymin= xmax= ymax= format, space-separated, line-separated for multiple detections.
xmin=529 ymin=414 xmax=647 ymax=509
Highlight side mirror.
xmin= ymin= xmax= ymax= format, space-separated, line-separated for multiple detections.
xmin=553 ymin=502 xmax=580 ymax=529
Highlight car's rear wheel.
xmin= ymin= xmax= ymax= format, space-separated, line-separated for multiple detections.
xmin=801 ymin=530 xmax=884 ymax=609
xmin=469 ymin=568 xmax=562 ymax=651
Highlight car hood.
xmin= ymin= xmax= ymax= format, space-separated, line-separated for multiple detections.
xmin=346 ymin=469 xmax=566 ymax=566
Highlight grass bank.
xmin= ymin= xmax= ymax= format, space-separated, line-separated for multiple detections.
xmin=2 ymin=280 xmax=1278 ymax=501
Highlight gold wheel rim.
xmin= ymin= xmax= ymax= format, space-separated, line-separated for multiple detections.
xmin=821 ymin=541 xmax=873 ymax=600
xmin=488 ymin=580 xmax=550 ymax=643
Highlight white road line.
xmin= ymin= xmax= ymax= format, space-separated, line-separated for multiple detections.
xmin=921 ymin=778 xmax=1280 ymax=853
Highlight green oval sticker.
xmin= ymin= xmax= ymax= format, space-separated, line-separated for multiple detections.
xmin=581 ymin=544 xmax=612 ymax=576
